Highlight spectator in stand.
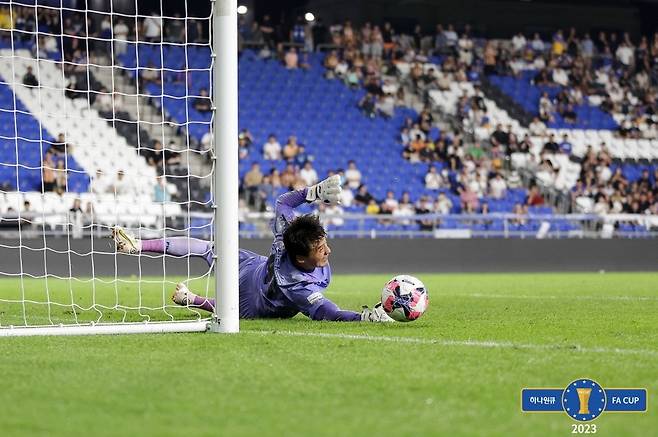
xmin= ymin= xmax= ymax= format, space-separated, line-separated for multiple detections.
xmin=339 ymin=180 xmax=354 ymax=207
xmin=238 ymin=136 xmax=250 ymax=160
xmin=345 ymin=64 xmax=362 ymax=89
xmin=269 ymin=168 xmax=282 ymax=189
xmin=535 ymin=160 xmax=556 ymax=189
xmin=443 ymin=24 xmax=458 ymax=51
xmin=380 ymin=190 xmax=399 ymax=214
xmin=489 ymin=172 xmax=507 ymax=199
xmin=323 ymin=50 xmax=339 ymax=79
xmin=415 ymin=195 xmax=435 ymax=230
xmin=143 ymin=140 xmax=180 ymax=169
xmin=263 ymin=134 xmax=282 ymax=160
xmin=194 ymin=88 xmax=212 ymax=113
xmin=142 ymin=13 xmax=162 ymax=42
xmin=424 ymin=164 xmax=443 ymax=190
xmin=370 ymin=25 xmax=384 ymax=59
xmin=483 ymin=41 xmax=497 ymax=75
xmin=593 ymin=193 xmax=609 ymax=215
xmin=253 ymin=175 xmax=273 ymax=212
xmin=113 ymin=19 xmax=129 ymax=56
xmin=526 ymin=185 xmax=545 ymax=206
xmin=284 ymin=47 xmax=299 ymax=69
xmin=366 ymin=198 xmax=380 ymax=215
xmin=243 ymin=163 xmax=263 ymax=207
xmin=294 ymin=145 xmax=313 ymax=168
xmin=280 ymin=163 xmax=296 ymax=189
xmin=403 ymin=134 xmax=425 ymax=162
xmin=580 ymin=33 xmax=594 ymax=63
xmin=112 ymin=170 xmax=131 ymax=195
xmin=382 ymin=22 xmax=395 ymax=58
xmin=528 ymin=117 xmax=547 ymax=136
xmin=282 ymin=136 xmax=300 ymax=162
xmin=89 ymin=169 xmax=108 ymax=195
xmin=512 ymin=32 xmax=526 ymax=54
xmin=489 ymin=124 xmax=509 ymax=149
xmin=559 ymin=134 xmax=573 ymax=155
xmin=69 ymin=198 xmax=83 ymax=235
xmin=616 ymin=41 xmax=634 ymax=68
xmin=408 ymin=122 xmax=426 ymax=142
xmin=542 ymin=134 xmax=560 ymax=154
xmin=435 ymin=192 xmax=453 ymax=214
xmin=375 ymin=93 xmax=395 ymax=118
xmin=466 ymin=142 xmax=486 ymax=164
xmin=459 ymin=182 xmax=480 ymax=213
xmin=538 ymin=92 xmax=554 ymax=122
xmin=154 ymin=175 xmax=176 ymax=202
xmin=41 ymin=151 xmax=56 ymax=192
xmin=49 ymin=133 xmax=71 ymax=156
xmin=563 ymin=104 xmax=577 ymax=124
xmin=238 ymin=128 xmax=254 ymax=147
xmin=95 ymin=87 xmax=113 ymax=112
xmin=393 ymin=192 xmax=415 ymax=225
xmin=511 ymin=203 xmax=528 ymax=225
xmin=354 ymin=184 xmax=374 ymax=206
xmin=22 ymin=66 xmax=38 ymax=87
xmin=54 ymin=160 xmax=67 ymax=191
xmin=259 ymin=15 xmax=275 ymax=50
xmin=358 ymin=92 xmax=377 ymax=118
xmin=344 ymin=160 xmax=362 ymax=190
xmin=299 ymin=161 xmax=318 ymax=186
xmin=165 ymin=13 xmax=185 ymax=43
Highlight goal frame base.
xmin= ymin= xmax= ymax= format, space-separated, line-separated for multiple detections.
xmin=0 ymin=320 xmax=210 ymax=337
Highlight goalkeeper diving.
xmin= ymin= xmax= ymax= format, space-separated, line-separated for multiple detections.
xmin=112 ymin=175 xmax=392 ymax=322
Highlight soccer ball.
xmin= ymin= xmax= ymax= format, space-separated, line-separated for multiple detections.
xmin=381 ymin=275 xmax=429 ymax=322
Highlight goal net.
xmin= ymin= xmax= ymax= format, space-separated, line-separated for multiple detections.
xmin=0 ymin=0 xmax=230 ymax=335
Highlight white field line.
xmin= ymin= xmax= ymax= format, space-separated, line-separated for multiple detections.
xmin=243 ymin=330 xmax=658 ymax=357
xmin=461 ymin=293 xmax=658 ymax=302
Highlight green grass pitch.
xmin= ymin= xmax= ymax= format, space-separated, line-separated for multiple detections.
xmin=0 ymin=273 xmax=656 ymax=436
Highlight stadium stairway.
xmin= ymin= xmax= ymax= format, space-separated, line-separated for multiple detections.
xmin=0 ymin=49 xmax=157 ymax=196
xmin=0 ymin=50 xmax=187 ymax=229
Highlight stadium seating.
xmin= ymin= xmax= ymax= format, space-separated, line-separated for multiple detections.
xmin=0 ymin=33 xmax=654 ymax=237
xmin=489 ymin=71 xmax=618 ymax=130
xmin=0 ymin=47 xmax=180 ymax=226
xmin=0 ymin=64 xmax=88 ymax=192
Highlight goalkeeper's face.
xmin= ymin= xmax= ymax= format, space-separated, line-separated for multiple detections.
xmin=305 ymin=237 xmax=331 ymax=268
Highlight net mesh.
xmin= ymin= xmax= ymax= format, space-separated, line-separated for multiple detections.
xmin=0 ymin=0 xmax=216 ymax=329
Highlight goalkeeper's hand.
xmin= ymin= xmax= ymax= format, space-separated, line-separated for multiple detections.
xmin=305 ymin=175 xmax=342 ymax=205
xmin=360 ymin=303 xmax=394 ymax=322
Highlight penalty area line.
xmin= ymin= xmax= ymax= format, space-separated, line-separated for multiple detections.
xmin=243 ymin=329 xmax=658 ymax=357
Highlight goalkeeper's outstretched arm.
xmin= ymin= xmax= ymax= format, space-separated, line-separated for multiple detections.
xmin=307 ymin=298 xmax=394 ymax=322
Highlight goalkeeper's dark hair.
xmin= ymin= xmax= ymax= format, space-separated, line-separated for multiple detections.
xmin=283 ymin=214 xmax=326 ymax=259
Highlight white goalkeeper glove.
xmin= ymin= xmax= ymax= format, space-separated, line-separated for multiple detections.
xmin=360 ymin=303 xmax=394 ymax=322
xmin=305 ymin=175 xmax=342 ymax=205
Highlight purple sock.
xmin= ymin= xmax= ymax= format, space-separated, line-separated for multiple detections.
xmin=141 ymin=237 xmax=212 ymax=259
xmin=191 ymin=295 xmax=215 ymax=313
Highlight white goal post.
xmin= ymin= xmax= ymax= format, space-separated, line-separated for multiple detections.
xmin=0 ymin=0 xmax=239 ymax=336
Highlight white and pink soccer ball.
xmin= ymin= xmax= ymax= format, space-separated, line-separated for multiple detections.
xmin=381 ymin=275 xmax=429 ymax=322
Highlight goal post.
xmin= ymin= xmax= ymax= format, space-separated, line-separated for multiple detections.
xmin=212 ymin=0 xmax=240 ymax=334
xmin=0 ymin=0 xmax=239 ymax=336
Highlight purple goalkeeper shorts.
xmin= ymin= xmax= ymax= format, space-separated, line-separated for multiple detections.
xmin=202 ymin=247 xmax=267 ymax=318
xmin=238 ymin=249 xmax=268 ymax=318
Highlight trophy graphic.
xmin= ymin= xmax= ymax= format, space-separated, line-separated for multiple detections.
xmin=576 ymin=388 xmax=592 ymax=414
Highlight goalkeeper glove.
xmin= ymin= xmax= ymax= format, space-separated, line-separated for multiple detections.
xmin=305 ymin=175 xmax=342 ymax=205
xmin=360 ymin=303 xmax=394 ymax=322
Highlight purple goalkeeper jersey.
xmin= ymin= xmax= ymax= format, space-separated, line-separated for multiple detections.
xmin=238 ymin=189 xmax=360 ymax=321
